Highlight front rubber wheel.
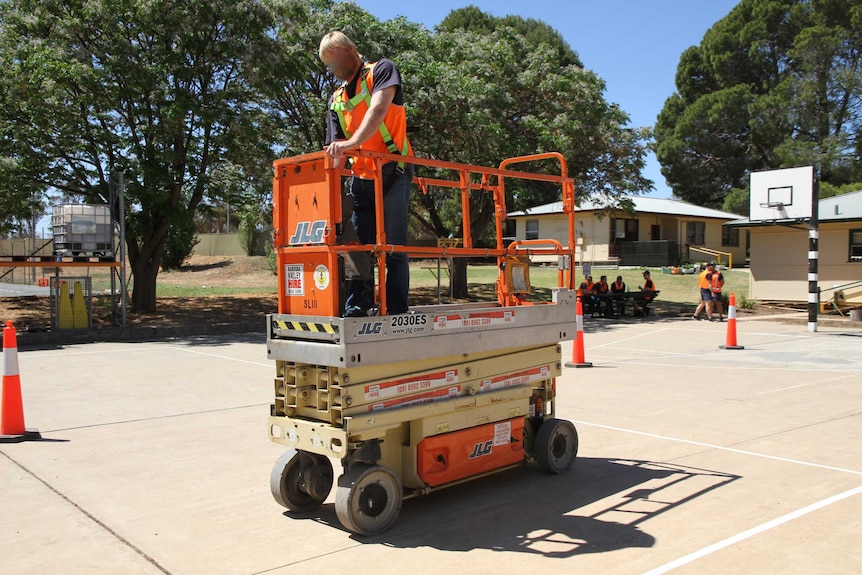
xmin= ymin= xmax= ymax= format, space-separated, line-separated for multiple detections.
xmin=535 ymin=418 xmax=578 ymax=474
xmin=270 ymin=449 xmax=333 ymax=512
xmin=335 ymin=464 xmax=402 ymax=535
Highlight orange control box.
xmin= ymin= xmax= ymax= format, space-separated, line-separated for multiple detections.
xmin=277 ymin=249 xmax=340 ymax=316
xmin=417 ymin=418 xmax=525 ymax=487
xmin=273 ymin=154 xmax=344 ymax=316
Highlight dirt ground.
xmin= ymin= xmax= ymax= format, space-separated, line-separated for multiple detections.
xmin=0 ymin=256 xmax=488 ymax=331
xmin=0 ymin=255 xmax=853 ymax=332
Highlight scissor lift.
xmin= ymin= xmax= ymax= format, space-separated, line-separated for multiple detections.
xmin=267 ymin=149 xmax=580 ymax=534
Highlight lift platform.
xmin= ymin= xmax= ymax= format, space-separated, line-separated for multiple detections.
xmin=267 ymin=149 xmax=580 ymax=535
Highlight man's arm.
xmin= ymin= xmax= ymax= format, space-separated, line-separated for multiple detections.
xmin=325 ymin=86 xmax=397 ymax=159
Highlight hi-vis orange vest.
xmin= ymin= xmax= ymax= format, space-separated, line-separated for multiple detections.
xmin=698 ymin=270 xmax=710 ymax=289
xmin=710 ymin=272 xmax=724 ymax=293
xmin=330 ymin=62 xmax=413 ymax=179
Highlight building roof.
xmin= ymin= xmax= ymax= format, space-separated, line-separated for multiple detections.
xmin=726 ymin=189 xmax=862 ymax=227
xmin=507 ymin=195 xmax=744 ymax=220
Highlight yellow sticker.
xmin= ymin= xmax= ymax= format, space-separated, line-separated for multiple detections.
xmin=314 ymin=264 xmax=330 ymax=290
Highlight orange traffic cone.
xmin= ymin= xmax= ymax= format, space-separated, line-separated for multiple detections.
xmin=565 ymin=298 xmax=593 ymax=368
xmin=1 ymin=321 xmax=41 ymax=442
xmin=719 ymin=292 xmax=745 ymax=350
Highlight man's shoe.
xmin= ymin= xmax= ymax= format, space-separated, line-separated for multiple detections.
xmin=691 ymin=315 xmax=701 ymax=320
xmin=343 ymin=306 xmax=367 ymax=318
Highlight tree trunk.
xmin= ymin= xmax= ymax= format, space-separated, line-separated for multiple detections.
xmin=450 ymin=257 xmax=469 ymax=299
xmin=127 ymin=217 xmax=171 ymax=314
xmin=131 ymin=254 xmax=161 ymax=313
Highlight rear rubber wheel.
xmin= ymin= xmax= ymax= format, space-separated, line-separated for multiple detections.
xmin=535 ymin=418 xmax=578 ymax=474
xmin=270 ymin=449 xmax=333 ymax=512
xmin=335 ymin=464 xmax=402 ymax=535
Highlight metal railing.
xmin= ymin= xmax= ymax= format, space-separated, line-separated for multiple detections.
xmin=688 ymin=246 xmax=733 ymax=269
xmin=819 ymin=279 xmax=862 ymax=315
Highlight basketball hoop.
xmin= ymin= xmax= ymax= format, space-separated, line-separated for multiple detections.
xmin=750 ymin=166 xmax=812 ymax=223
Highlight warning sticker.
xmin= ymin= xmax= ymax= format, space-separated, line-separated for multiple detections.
xmin=433 ymin=314 xmax=463 ymax=330
xmin=479 ymin=365 xmax=551 ymax=393
xmin=364 ymin=370 xmax=459 ymax=402
xmin=493 ymin=421 xmax=512 ymax=446
xmin=369 ymin=385 xmax=461 ymax=412
xmin=285 ymin=264 xmax=304 ymax=296
xmin=314 ymin=264 xmax=330 ymax=290
xmin=433 ymin=310 xmax=515 ymax=330
xmin=465 ymin=310 xmax=515 ymax=327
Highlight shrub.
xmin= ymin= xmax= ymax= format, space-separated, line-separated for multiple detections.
xmin=265 ymin=243 xmax=277 ymax=275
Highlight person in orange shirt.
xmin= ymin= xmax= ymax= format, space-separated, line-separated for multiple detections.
xmin=582 ymin=275 xmax=597 ymax=315
xmin=321 ymin=31 xmax=413 ymax=317
xmin=610 ymin=275 xmax=626 ymax=317
xmin=632 ymin=270 xmax=656 ymax=317
xmin=706 ymin=264 xmax=725 ymax=321
xmin=691 ymin=262 xmax=715 ymax=320
xmin=593 ymin=275 xmax=612 ymax=317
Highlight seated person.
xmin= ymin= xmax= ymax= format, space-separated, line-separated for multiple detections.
xmin=632 ymin=270 xmax=657 ymax=317
xmin=582 ymin=275 xmax=597 ymax=315
xmin=592 ymin=275 xmax=612 ymax=317
xmin=610 ymin=275 xmax=626 ymax=316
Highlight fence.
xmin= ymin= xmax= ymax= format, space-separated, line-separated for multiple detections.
xmin=619 ymin=240 xmax=679 ymax=267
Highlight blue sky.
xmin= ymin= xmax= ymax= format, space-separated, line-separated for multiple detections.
xmin=352 ymin=0 xmax=741 ymax=198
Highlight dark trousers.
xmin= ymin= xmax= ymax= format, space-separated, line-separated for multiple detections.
xmin=345 ymin=165 xmax=412 ymax=315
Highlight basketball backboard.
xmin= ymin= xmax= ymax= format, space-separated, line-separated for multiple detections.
xmin=749 ymin=166 xmax=813 ymax=222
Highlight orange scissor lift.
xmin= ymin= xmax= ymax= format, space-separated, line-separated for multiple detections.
xmin=267 ymin=149 xmax=580 ymax=534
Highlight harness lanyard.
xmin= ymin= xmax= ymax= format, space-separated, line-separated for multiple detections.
xmin=331 ymin=64 xmax=409 ymax=171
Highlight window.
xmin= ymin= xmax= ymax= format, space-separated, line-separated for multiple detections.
xmin=525 ymin=219 xmax=539 ymax=240
xmin=722 ymin=226 xmax=740 ymax=247
xmin=686 ymin=221 xmax=705 ymax=245
xmin=850 ymin=229 xmax=862 ymax=261
xmin=610 ymin=218 xmax=639 ymax=241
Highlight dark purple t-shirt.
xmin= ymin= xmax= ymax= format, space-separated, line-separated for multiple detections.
xmin=324 ymin=58 xmax=404 ymax=145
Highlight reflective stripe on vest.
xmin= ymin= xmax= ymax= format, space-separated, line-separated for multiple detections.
xmin=330 ymin=62 xmax=410 ymax=173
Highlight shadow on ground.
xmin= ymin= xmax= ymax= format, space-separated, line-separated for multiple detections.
xmin=282 ymin=456 xmax=739 ymax=557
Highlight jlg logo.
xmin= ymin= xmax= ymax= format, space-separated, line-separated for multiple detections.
xmin=468 ymin=440 xmax=493 ymax=459
xmin=288 ymin=220 xmax=326 ymax=244
xmin=357 ymin=321 xmax=383 ymax=336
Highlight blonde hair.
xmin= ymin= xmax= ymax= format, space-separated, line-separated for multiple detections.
xmin=319 ymin=31 xmax=358 ymax=60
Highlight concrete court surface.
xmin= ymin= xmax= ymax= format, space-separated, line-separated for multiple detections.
xmin=1 ymin=315 xmax=861 ymax=575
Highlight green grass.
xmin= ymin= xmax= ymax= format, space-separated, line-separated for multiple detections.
xmin=80 ymin=259 xmax=749 ymax=312
xmin=409 ymin=262 xmax=750 ymax=314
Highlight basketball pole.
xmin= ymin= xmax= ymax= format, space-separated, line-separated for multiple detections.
xmin=808 ymin=168 xmax=819 ymax=333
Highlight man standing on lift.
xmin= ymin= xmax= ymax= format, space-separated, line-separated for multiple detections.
xmin=320 ymin=31 xmax=414 ymax=316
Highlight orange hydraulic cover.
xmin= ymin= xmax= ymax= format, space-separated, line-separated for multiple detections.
xmin=417 ymin=418 xmax=525 ymax=487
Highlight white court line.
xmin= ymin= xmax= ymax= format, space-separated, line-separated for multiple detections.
xmin=751 ymin=373 xmax=857 ymax=396
xmin=641 ymin=484 xmax=862 ymax=575
xmin=584 ymin=358 xmax=862 ymax=374
xmin=167 ymin=346 xmax=271 ymax=368
xmin=586 ymin=327 xmax=668 ymax=350
xmin=669 ymin=327 xmax=809 ymax=339
xmin=26 ymin=344 xmax=166 ymax=358
xmin=587 ymin=347 xmax=700 ymax=357
xmin=26 ymin=343 xmax=272 ymax=369
xmin=571 ymin=420 xmax=862 ymax=476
